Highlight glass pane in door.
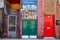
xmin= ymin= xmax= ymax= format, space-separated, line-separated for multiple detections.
xmin=9 ymin=26 xmax=15 ymax=31
xmin=8 ymin=15 xmax=16 ymax=38
xmin=9 ymin=16 xmax=15 ymax=25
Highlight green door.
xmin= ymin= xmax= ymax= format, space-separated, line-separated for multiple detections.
xmin=22 ymin=20 xmax=37 ymax=35
xmin=22 ymin=20 xmax=29 ymax=35
xmin=29 ymin=20 xmax=37 ymax=35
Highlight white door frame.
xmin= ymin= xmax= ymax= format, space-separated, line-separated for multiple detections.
xmin=7 ymin=15 xmax=17 ymax=38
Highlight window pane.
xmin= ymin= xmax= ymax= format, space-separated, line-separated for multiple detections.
xmin=9 ymin=16 xmax=15 ymax=25
xmin=9 ymin=26 xmax=15 ymax=31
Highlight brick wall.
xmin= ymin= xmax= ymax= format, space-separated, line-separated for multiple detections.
xmin=55 ymin=1 xmax=60 ymax=38
xmin=44 ymin=0 xmax=54 ymax=14
xmin=37 ymin=0 xmax=44 ymax=38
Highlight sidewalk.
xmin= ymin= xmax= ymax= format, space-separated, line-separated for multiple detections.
xmin=0 ymin=37 xmax=60 ymax=40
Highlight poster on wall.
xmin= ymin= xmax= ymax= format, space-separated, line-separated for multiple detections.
xmin=21 ymin=0 xmax=37 ymax=10
xmin=21 ymin=0 xmax=37 ymax=19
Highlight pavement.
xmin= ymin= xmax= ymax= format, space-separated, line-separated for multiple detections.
xmin=0 ymin=37 xmax=60 ymax=40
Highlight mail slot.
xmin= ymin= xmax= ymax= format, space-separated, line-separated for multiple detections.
xmin=44 ymin=14 xmax=54 ymax=37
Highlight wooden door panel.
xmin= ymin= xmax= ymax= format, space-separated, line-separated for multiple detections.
xmin=44 ymin=14 xmax=54 ymax=37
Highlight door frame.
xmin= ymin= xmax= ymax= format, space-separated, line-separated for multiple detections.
xmin=7 ymin=15 xmax=17 ymax=37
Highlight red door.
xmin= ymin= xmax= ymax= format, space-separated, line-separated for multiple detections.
xmin=44 ymin=14 xmax=54 ymax=37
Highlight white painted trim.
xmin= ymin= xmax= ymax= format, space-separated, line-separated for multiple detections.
xmin=22 ymin=35 xmax=29 ymax=38
xmin=30 ymin=35 xmax=37 ymax=38
xmin=8 ymin=15 xmax=17 ymax=31
xmin=44 ymin=37 xmax=55 ymax=40
xmin=8 ymin=15 xmax=17 ymax=37
xmin=9 ymin=25 xmax=15 ymax=26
